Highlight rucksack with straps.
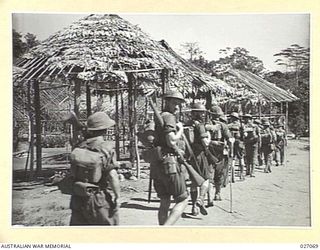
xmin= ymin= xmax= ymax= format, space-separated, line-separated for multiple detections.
xmin=70 ymin=145 xmax=111 ymax=183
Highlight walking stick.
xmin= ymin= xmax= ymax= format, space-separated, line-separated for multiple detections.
xmin=229 ymin=140 xmax=234 ymax=213
xmin=229 ymin=176 xmax=233 ymax=213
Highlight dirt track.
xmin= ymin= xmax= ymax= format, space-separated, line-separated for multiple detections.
xmin=12 ymin=139 xmax=310 ymax=227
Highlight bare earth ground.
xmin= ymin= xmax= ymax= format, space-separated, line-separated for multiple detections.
xmin=12 ymin=139 xmax=310 ymax=227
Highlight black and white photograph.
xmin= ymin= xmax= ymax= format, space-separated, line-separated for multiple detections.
xmin=12 ymin=13 xmax=310 ymax=227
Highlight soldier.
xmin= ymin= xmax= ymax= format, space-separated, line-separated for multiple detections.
xmin=254 ymin=119 xmax=264 ymax=167
xmin=260 ymin=119 xmax=276 ymax=173
xmin=187 ymin=102 xmax=212 ymax=215
xmin=242 ymin=114 xmax=260 ymax=177
xmin=69 ymin=112 xmax=120 ymax=226
xmin=206 ymin=105 xmax=233 ymax=201
xmin=228 ymin=112 xmax=245 ymax=181
xmin=274 ymin=123 xmax=286 ymax=166
xmin=152 ymin=90 xmax=189 ymax=225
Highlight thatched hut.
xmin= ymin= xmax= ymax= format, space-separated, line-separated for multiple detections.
xmin=14 ymin=14 xmax=233 ymax=176
xmin=222 ymin=69 xmax=298 ymax=126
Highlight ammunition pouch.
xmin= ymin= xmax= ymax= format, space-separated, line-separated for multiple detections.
xmin=162 ymin=155 xmax=179 ymax=175
xmin=73 ymin=181 xmax=100 ymax=197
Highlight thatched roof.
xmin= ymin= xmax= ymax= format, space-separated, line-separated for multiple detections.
xmin=159 ymin=40 xmax=233 ymax=95
xmin=228 ymin=69 xmax=298 ymax=103
xmin=15 ymin=14 xmax=231 ymax=96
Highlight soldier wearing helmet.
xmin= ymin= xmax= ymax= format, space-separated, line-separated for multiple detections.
xmin=254 ymin=118 xmax=264 ymax=167
xmin=152 ymin=90 xmax=189 ymax=225
xmin=260 ymin=118 xmax=277 ymax=173
xmin=69 ymin=112 xmax=120 ymax=226
xmin=242 ymin=114 xmax=260 ymax=177
xmin=206 ymin=105 xmax=233 ymax=201
xmin=228 ymin=112 xmax=245 ymax=181
xmin=186 ymin=102 xmax=212 ymax=216
xmin=274 ymin=123 xmax=286 ymax=166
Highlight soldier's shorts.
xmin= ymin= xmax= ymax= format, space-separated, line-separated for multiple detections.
xmin=213 ymin=158 xmax=227 ymax=186
xmin=69 ymin=190 xmax=119 ymax=226
xmin=153 ymin=164 xmax=188 ymax=203
xmin=234 ymin=140 xmax=244 ymax=159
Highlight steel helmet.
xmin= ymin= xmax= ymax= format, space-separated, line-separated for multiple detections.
xmin=191 ymin=102 xmax=207 ymax=112
xmin=261 ymin=119 xmax=270 ymax=126
xmin=87 ymin=112 xmax=115 ymax=131
xmin=254 ymin=119 xmax=262 ymax=125
xmin=242 ymin=114 xmax=253 ymax=119
xmin=230 ymin=112 xmax=240 ymax=120
xmin=210 ymin=105 xmax=224 ymax=116
xmin=219 ymin=115 xmax=228 ymax=123
xmin=163 ymin=90 xmax=184 ymax=102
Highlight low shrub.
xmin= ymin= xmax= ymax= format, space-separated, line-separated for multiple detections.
xmin=42 ymin=134 xmax=70 ymax=148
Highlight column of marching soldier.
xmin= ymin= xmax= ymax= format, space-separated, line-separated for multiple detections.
xmin=63 ymin=90 xmax=287 ymax=226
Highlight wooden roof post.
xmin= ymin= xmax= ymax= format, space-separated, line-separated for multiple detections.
xmin=73 ymin=79 xmax=82 ymax=147
xmin=33 ymin=79 xmax=42 ymax=176
xmin=27 ymin=80 xmax=34 ymax=180
xmin=161 ymin=68 xmax=169 ymax=110
xmin=115 ymin=82 xmax=120 ymax=161
xmin=86 ymin=81 xmax=91 ymax=117
xmin=285 ymin=102 xmax=289 ymax=133
xmin=127 ymin=73 xmax=135 ymax=167
xmin=258 ymin=93 xmax=262 ymax=119
xmin=133 ymin=75 xmax=140 ymax=179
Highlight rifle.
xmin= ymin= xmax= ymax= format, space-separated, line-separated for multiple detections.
xmin=148 ymin=97 xmax=205 ymax=187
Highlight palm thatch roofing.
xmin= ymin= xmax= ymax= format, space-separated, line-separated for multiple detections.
xmin=14 ymin=14 xmax=232 ymax=96
xmin=159 ymin=40 xmax=233 ymax=95
xmin=228 ymin=69 xmax=298 ymax=103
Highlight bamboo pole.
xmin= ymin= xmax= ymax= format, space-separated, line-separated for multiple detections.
xmin=161 ymin=69 xmax=166 ymax=110
xmin=124 ymin=67 xmax=163 ymax=73
xmin=115 ymin=82 xmax=120 ymax=160
xmin=127 ymin=73 xmax=135 ymax=164
xmin=27 ymin=81 xmax=34 ymax=180
xmin=285 ymin=102 xmax=289 ymax=132
xmin=33 ymin=80 xmax=42 ymax=175
xmin=133 ymin=75 xmax=141 ymax=179
xmin=86 ymin=81 xmax=91 ymax=117
xmin=121 ymin=90 xmax=125 ymax=156
xmin=73 ymin=79 xmax=81 ymax=148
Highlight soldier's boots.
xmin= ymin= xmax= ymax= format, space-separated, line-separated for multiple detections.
xmin=239 ymin=160 xmax=245 ymax=180
xmin=214 ymin=193 xmax=222 ymax=201
xmin=196 ymin=199 xmax=208 ymax=215
xmin=207 ymin=201 xmax=214 ymax=207
xmin=207 ymin=184 xmax=214 ymax=207
xmin=191 ymin=205 xmax=200 ymax=216
xmin=239 ymin=172 xmax=245 ymax=180
xmin=246 ymin=165 xmax=251 ymax=176
xmin=250 ymin=165 xmax=255 ymax=177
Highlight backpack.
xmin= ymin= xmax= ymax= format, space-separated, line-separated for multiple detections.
xmin=70 ymin=145 xmax=110 ymax=183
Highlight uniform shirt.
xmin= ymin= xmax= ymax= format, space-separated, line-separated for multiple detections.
xmin=275 ymin=127 xmax=286 ymax=143
xmin=206 ymin=120 xmax=231 ymax=142
xmin=188 ymin=120 xmax=208 ymax=154
xmin=242 ymin=123 xmax=260 ymax=144
xmin=260 ymin=127 xmax=274 ymax=145
xmin=228 ymin=120 xmax=243 ymax=140
xmin=154 ymin=111 xmax=177 ymax=153
xmin=193 ymin=121 xmax=208 ymax=143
